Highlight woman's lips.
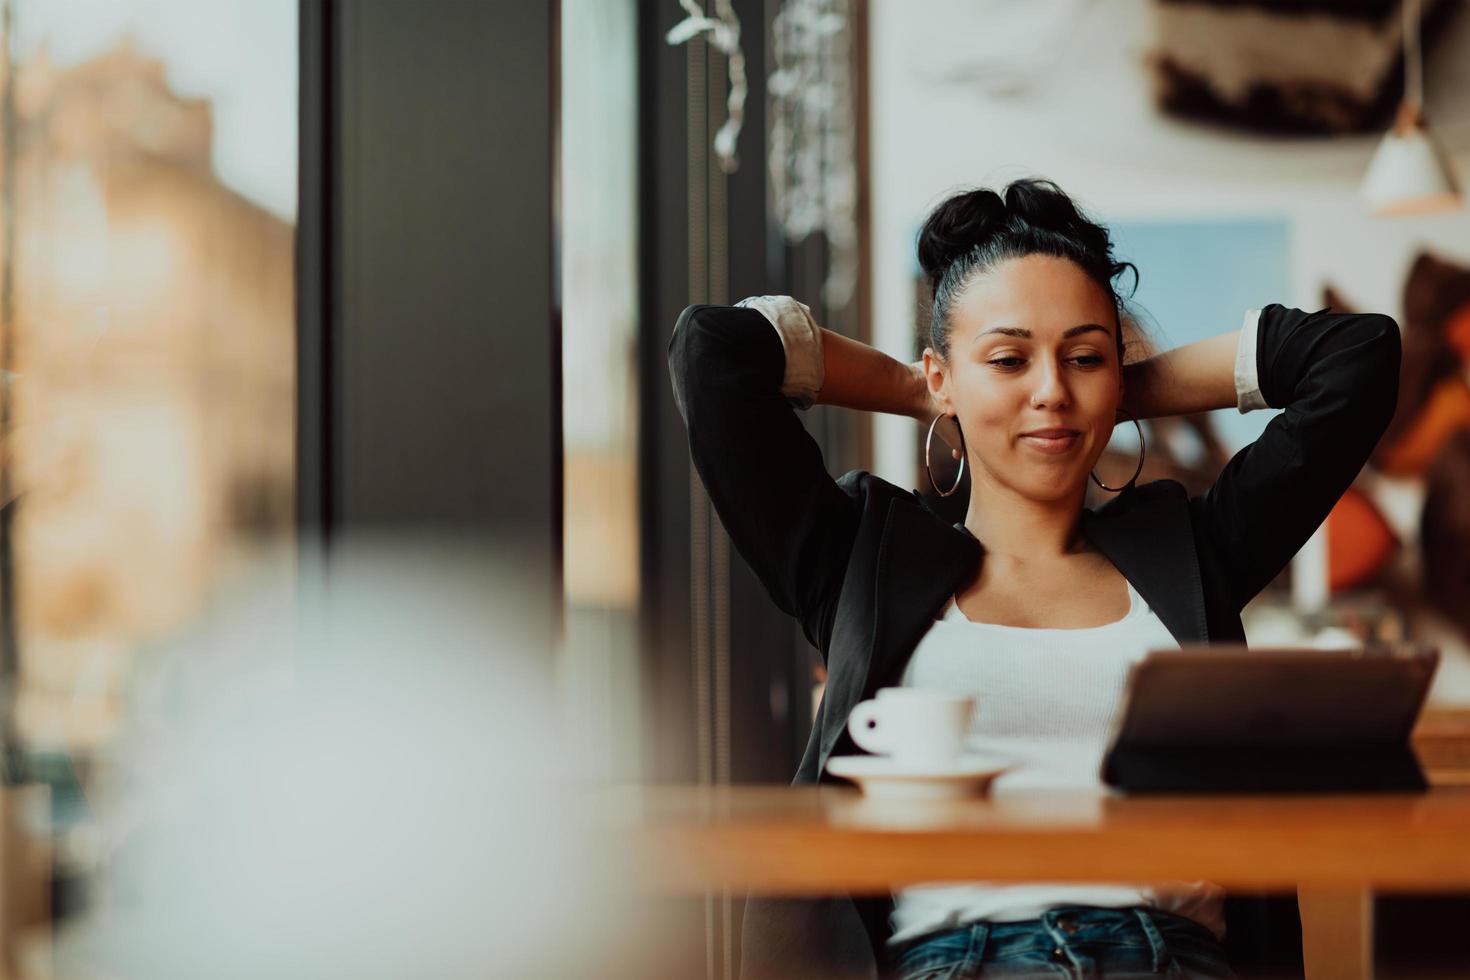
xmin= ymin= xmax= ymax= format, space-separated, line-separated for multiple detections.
xmin=1019 ymin=432 xmax=1080 ymax=454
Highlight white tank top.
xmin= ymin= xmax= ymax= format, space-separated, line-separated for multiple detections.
xmin=887 ymin=577 xmax=1227 ymax=947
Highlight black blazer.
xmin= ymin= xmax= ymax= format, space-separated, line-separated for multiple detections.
xmin=668 ymin=301 xmax=1401 ymax=979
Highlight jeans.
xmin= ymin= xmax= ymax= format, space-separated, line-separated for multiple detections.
xmin=888 ymin=906 xmax=1237 ymax=979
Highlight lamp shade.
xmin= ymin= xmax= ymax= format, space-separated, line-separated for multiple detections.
xmin=1360 ymin=108 xmax=1464 ymax=217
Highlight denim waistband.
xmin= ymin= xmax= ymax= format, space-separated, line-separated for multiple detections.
xmin=886 ymin=904 xmax=1216 ymax=974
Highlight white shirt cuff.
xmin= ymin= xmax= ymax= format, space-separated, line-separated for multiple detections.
xmin=1234 ymin=308 xmax=1268 ymax=413
xmin=735 ymin=295 xmax=824 ymax=410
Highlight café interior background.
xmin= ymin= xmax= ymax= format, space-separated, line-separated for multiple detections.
xmin=0 ymin=0 xmax=1463 ymax=976
xmin=869 ymin=0 xmax=1470 ymax=701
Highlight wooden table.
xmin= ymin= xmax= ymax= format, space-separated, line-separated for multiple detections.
xmin=617 ymin=787 xmax=1469 ymax=978
xmin=621 ymin=786 xmax=1470 ymax=895
xmin=612 ymin=718 xmax=1470 ymax=980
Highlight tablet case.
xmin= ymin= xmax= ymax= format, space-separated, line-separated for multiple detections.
xmin=1101 ymin=646 xmax=1439 ymax=794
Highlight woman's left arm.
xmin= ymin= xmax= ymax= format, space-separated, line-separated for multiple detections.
xmin=1120 ymin=328 xmax=1243 ymax=421
xmin=1144 ymin=305 xmax=1401 ymax=612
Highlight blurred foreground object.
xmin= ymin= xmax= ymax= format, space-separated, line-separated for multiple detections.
xmin=46 ymin=539 xmax=655 ymax=979
xmin=0 ymin=785 xmax=51 ymax=980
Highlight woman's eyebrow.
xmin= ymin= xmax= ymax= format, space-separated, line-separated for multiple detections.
xmin=974 ymin=323 xmax=1111 ymax=342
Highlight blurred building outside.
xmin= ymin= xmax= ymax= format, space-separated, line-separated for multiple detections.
xmin=4 ymin=38 xmax=294 ymax=760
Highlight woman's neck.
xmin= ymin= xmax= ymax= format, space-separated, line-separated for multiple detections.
xmin=962 ymin=474 xmax=1091 ymax=561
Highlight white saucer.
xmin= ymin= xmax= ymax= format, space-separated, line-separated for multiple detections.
xmin=824 ymin=754 xmax=1012 ymax=800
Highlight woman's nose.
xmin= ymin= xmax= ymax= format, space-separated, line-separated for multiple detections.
xmin=1028 ymin=358 xmax=1071 ymax=409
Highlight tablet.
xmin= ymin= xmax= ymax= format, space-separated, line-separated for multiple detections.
xmin=1101 ymin=644 xmax=1440 ymax=793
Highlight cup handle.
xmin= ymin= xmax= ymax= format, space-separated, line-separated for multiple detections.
xmin=847 ymin=700 xmax=892 ymax=755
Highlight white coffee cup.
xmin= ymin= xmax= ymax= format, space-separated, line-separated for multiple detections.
xmin=846 ymin=688 xmax=975 ymax=764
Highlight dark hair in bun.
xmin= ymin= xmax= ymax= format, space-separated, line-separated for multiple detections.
xmin=917 ymin=178 xmax=1140 ymax=359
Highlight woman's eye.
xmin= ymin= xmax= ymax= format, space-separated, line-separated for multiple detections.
xmin=986 ymin=355 xmax=1104 ymax=369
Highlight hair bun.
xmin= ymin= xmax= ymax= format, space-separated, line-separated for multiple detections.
xmin=917 ymin=179 xmax=1120 ymax=291
xmin=916 ymin=188 xmax=1006 ymax=289
xmin=1002 ymin=178 xmax=1112 ymax=261
xmin=915 ymin=177 xmax=1141 ymax=360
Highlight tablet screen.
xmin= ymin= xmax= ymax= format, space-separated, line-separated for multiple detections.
xmin=1110 ymin=645 xmax=1439 ymax=746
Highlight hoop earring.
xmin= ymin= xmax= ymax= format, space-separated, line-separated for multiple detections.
xmin=925 ymin=414 xmax=966 ymax=497
xmin=1090 ymin=410 xmax=1145 ymax=493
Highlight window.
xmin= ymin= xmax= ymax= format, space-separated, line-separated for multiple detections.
xmin=2 ymin=0 xmax=297 ymax=760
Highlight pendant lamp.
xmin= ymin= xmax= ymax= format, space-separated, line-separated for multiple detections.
xmin=1360 ymin=0 xmax=1462 ymax=216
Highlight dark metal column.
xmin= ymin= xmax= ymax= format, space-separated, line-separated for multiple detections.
xmin=297 ymin=0 xmax=562 ymax=656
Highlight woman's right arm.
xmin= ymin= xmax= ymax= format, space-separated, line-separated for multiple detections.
xmin=667 ymin=299 xmax=921 ymax=652
xmin=813 ymin=325 xmax=930 ymax=418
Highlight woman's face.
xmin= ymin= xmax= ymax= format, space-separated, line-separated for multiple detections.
xmin=923 ymin=254 xmax=1124 ymax=504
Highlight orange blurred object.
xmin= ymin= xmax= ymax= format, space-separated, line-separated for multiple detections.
xmin=1446 ymin=301 xmax=1470 ymax=365
xmin=1326 ymin=486 xmax=1398 ymax=593
xmin=1377 ymin=377 xmax=1470 ymax=476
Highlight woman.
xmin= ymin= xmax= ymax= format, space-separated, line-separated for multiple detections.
xmin=667 ymin=179 xmax=1400 ymax=979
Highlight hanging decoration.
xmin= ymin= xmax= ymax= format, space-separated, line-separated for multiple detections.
xmin=768 ymin=0 xmax=858 ymax=310
xmin=666 ymin=0 xmax=747 ymax=174
xmin=1359 ymin=0 xmax=1462 ymax=216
